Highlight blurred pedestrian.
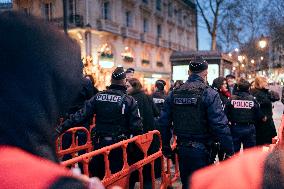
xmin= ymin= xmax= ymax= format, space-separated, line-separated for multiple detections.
xmin=225 ymin=78 xmax=265 ymax=152
xmin=0 ymin=11 xmax=104 ymax=188
xmin=126 ymin=78 xmax=160 ymax=189
xmin=226 ymin=74 xmax=237 ymax=95
xmin=173 ymin=80 xmax=184 ymax=90
xmin=125 ymin=68 xmax=135 ymax=80
xmin=212 ymin=77 xmax=230 ymax=106
xmin=251 ymin=76 xmax=280 ymax=145
xmin=152 ymin=79 xmax=167 ymax=115
xmin=159 ymin=56 xmax=234 ymax=189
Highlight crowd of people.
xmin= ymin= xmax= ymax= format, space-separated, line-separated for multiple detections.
xmin=1 ymin=11 xmax=283 ymax=189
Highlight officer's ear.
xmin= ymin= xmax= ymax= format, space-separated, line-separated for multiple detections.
xmin=188 ymin=69 xmax=191 ymax=75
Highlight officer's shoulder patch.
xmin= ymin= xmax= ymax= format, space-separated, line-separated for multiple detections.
xmin=153 ymin=98 xmax=165 ymax=104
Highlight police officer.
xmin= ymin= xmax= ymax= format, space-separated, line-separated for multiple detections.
xmin=56 ymin=66 xmax=143 ymax=139
xmin=159 ymin=56 xmax=234 ymax=189
xmin=152 ymin=79 xmax=167 ymax=114
xmin=56 ymin=67 xmax=143 ymax=177
xmin=224 ymin=78 xmax=265 ymax=152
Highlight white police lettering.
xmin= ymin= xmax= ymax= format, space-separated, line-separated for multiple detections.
xmin=174 ymin=98 xmax=197 ymax=105
xmin=231 ymin=100 xmax=254 ymax=109
xmin=153 ymin=98 xmax=165 ymax=104
xmin=96 ymin=94 xmax=122 ymax=103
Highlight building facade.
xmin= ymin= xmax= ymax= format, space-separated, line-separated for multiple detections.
xmin=13 ymin=0 xmax=197 ymax=91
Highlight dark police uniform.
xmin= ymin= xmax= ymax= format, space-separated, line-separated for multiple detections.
xmin=159 ymin=57 xmax=234 ymax=189
xmin=152 ymin=90 xmax=166 ymax=115
xmin=225 ymin=91 xmax=263 ymax=152
xmin=56 ymin=67 xmax=143 ymax=178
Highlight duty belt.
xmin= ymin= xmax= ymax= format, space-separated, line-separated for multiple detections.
xmin=178 ymin=140 xmax=207 ymax=152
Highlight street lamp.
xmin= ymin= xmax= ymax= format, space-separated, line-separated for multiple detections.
xmin=259 ymin=35 xmax=267 ymax=49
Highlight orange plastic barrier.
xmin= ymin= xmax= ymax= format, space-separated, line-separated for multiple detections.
xmin=56 ymin=127 xmax=93 ymax=160
xmin=61 ymin=130 xmax=179 ymax=189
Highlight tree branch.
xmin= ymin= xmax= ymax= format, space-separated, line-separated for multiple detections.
xmin=196 ymin=0 xmax=212 ymax=35
xmin=209 ymin=0 xmax=216 ymax=15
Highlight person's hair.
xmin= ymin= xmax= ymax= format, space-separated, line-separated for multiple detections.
xmin=128 ymin=78 xmax=142 ymax=91
xmin=174 ymin=80 xmax=184 ymax=88
xmin=212 ymin=77 xmax=226 ymax=90
xmin=237 ymin=77 xmax=251 ymax=91
xmin=155 ymin=80 xmax=166 ymax=91
xmin=226 ymin=74 xmax=236 ymax=79
xmin=254 ymin=76 xmax=267 ymax=89
xmin=85 ymin=74 xmax=95 ymax=85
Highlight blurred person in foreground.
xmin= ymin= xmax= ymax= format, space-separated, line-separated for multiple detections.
xmin=251 ymin=76 xmax=280 ymax=145
xmin=159 ymin=56 xmax=234 ymax=189
xmin=190 ymin=145 xmax=284 ymax=189
xmin=0 ymin=11 xmax=103 ymax=189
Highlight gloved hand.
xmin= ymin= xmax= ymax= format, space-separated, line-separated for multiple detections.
xmin=162 ymin=146 xmax=173 ymax=159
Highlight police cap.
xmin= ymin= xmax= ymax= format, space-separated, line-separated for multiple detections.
xmin=189 ymin=56 xmax=208 ymax=73
xmin=126 ymin=68 xmax=135 ymax=74
xmin=112 ymin=67 xmax=126 ymax=80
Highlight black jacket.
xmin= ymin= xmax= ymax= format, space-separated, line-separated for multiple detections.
xmin=58 ymin=84 xmax=143 ymax=136
xmin=159 ymin=74 xmax=234 ymax=155
xmin=251 ymin=88 xmax=279 ymax=145
xmin=130 ymin=89 xmax=157 ymax=132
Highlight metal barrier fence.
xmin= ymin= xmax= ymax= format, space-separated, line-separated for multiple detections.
xmin=57 ymin=129 xmax=179 ymax=189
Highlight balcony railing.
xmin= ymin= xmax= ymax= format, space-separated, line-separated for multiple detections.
xmin=121 ymin=27 xmax=140 ymax=40
xmin=97 ymin=19 xmax=121 ymax=35
xmin=156 ymin=37 xmax=169 ymax=48
xmin=141 ymin=33 xmax=156 ymax=45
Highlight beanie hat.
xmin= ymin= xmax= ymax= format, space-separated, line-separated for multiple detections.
xmin=189 ymin=56 xmax=208 ymax=73
xmin=112 ymin=67 xmax=126 ymax=80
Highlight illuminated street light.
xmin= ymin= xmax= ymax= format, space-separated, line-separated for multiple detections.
xmin=233 ymin=67 xmax=236 ymax=71
xmin=260 ymin=56 xmax=264 ymax=60
xmin=250 ymin=59 xmax=255 ymax=64
xmin=238 ymin=55 xmax=243 ymax=62
xmin=234 ymin=48 xmax=239 ymax=52
xmin=241 ymin=64 xmax=245 ymax=68
xmin=259 ymin=35 xmax=267 ymax=49
xmin=228 ymin=53 xmax=232 ymax=57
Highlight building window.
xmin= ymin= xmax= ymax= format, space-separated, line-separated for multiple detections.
xmin=43 ymin=3 xmax=53 ymax=21
xmin=156 ymin=0 xmax=161 ymax=11
xmin=125 ymin=11 xmax=132 ymax=27
xmin=168 ymin=3 xmax=173 ymax=17
xmin=143 ymin=18 xmax=148 ymax=33
xmin=103 ymin=1 xmax=111 ymax=20
xmin=178 ymin=11 xmax=182 ymax=24
xmin=142 ymin=0 xmax=148 ymax=4
xmin=157 ymin=24 xmax=162 ymax=37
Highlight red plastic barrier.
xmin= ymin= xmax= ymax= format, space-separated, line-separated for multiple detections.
xmin=61 ymin=130 xmax=179 ymax=189
xmin=56 ymin=127 xmax=93 ymax=160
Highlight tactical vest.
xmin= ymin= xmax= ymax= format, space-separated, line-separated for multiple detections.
xmin=230 ymin=94 xmax=255 ymax=124
xmin=152 ymin=91 xmax=166 ymax=113
xmin=94 ymin=89 xmax=127 ymax=136
xmin=172 ymin=81 xmax=208 ymax=136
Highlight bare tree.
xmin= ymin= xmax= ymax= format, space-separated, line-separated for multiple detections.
xmin=217 ymin=0 xmax=270 ymax=51
xmin=196 ymin=0 xmax=224 ymax=50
